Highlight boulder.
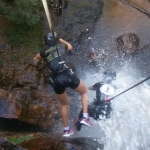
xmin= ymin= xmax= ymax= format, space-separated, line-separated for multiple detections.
xmin=0 ymin=57 xmax=61 ymax=129
xmin=0 ymin=88 xmax=60 ymax=128
xmin=115 ymin=33 xmax=140 ymax=56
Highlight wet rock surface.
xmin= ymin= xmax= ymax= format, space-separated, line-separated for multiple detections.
xmin=53 ymin=0 xmax=104 ymax=42
xmin=19 ymin=136 xmax=104 ymax=150
xmin=0 ymin=59 xmax=61 ymax=128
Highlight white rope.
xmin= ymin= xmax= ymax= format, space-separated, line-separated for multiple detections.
xmin=41 ymin=0 xmax=52 ymax=31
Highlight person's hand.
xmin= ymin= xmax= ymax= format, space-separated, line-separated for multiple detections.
xmin=88 ymin=86 xmax=94 ymax=90
xmin=33 ymin=59 xmax=38 ymax=66
xmin=33 ymin=53 xmax=41 ymax=64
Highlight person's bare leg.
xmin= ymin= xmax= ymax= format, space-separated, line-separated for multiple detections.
xmin=75 ymin=80 xmax=92 ymax=127
xmin=57 ymin=91 xmax=69 ymax=127
xmin=74 ymin=80 xmax=88 ymax=113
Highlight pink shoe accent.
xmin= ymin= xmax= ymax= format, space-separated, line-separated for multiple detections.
xmin=80 ymin=117 xmax=93 ymax=127
xmin=63 ymin=128 xmax=74 ymax=137
xmin=105 ymin=97 xmax=112 ymax=101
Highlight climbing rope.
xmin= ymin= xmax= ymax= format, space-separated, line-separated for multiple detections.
xmin=41 ymin=0 xmax=52 ymax=30
xmin=109 ymin=76 xmax=150 ymax=101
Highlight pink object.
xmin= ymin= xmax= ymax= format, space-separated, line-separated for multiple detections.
xmin=105 ymin=97 xmax=112 ymax=101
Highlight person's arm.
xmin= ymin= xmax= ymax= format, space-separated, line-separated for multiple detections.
xmin=88 ymin=86 xmax=95 ymax=90
xmin=59 ymin=38 xmax=72 ymax=50
xmin=88 ymin=82 xmax=104 ymax=91
xmin=33 ymin=53 xmax=42 ymax=63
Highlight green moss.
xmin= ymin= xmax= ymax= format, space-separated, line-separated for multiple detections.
xmin=74 ymin=2 xmax=90 ymax=11
xmin=24 ymin=21 xmax=44 ymax=52
xmin=4 ymin=21 xmax=43 ymax=50
xmin=7 ymin=135 xmax=35 ymax=145
xmin=3 ymin=20 xmax=43 ymax=62
xmin=13 ymin=55 xmax=20 ymax=61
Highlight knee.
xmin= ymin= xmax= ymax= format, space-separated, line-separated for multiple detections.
xmin=60 ymin=100 xmax=69 ymax=106
xmin=81 ymin=92 xmax=88 ymax=101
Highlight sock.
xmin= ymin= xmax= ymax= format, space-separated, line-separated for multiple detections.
xmin=64 ymin=126 xmax=69 ymax=131
xmin=83 ymin=113 xmax=88 ymax=119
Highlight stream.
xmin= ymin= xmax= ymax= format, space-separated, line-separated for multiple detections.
xmin=71 ymin=0 xmax=150 ymax=149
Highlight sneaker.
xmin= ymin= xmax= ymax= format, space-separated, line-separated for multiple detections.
xmin=63 ymin=128 xmax=74 ymax=137
xmin=80 ymin=117 xmax=93 ymax=127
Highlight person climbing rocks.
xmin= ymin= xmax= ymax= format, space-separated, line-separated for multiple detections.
xmin=33 ymin=32 xmax=92 ymax=137
xmin=88 ymin=69 xmax=117 ymax=104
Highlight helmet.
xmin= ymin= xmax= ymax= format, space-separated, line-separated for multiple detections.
xmin=103 ymin=69 xmax=116 ymax=84
xmin=44 ymin=32 xmax=59 ymax=45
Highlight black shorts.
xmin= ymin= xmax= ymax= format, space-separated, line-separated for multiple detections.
xmin=52 ymin=70 xmax=80 ymax=94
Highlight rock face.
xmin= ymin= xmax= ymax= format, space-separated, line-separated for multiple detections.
xmin=0 ymin=58 xmax=61 ymax=128
xmin=115 ymin=33 xmax=140 ymax=56
xmin=19 ymin=136 xmax=104 ymax=150
xmin=0 ymin=0 xmax=104 ymax=130
xmin=55 ymin=0 xmax=104 ymax=43
xmin=0 ymin=136 xmax=104 ymax=150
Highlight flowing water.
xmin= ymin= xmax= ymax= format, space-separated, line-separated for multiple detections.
xmin=75 ymin=0 xmax=150 ymax=149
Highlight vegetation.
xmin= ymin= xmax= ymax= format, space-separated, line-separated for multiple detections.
xmin=7 ymin=135 xmax=35 ymax=145
xmin=74 ymin=2 xmax=90 ymax=10
xmin=0 ymin=0 xmax=44 ymax=47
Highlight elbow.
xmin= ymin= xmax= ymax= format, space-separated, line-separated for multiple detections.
xmin=68 ymin=44 xmax=73 ymax=50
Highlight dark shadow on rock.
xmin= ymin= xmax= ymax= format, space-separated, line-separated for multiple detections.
xmin=0 ymin=117 xmax=49 ymax=133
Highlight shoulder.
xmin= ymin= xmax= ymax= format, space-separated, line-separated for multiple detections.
xmin=40 ymin=46 xmax=50 ymax=57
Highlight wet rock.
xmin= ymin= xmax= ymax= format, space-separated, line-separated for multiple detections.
xmin=0 ymin=138 xmax=25 ymax=150
xmin=115 ymin=33 xmax=140 ymax=56
xmin=0 ymin=57 xmax=49 ymax=91
xmin=19 ymin=136 xmax=104 ymax=150
xmin=0 ymin=89 xmax=20 ymax=118
xmin=57 ymin=0 xmax=104 ymax=43
xmin=141 ymin=44 xmax=149 ymax=51
xmin=0 ymin=56 xmax=62 ymax=129
xmin=0 ymin=87 xmax=61 ymax=128
xmin=0 ymin=62 xmax=39 ymax=89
